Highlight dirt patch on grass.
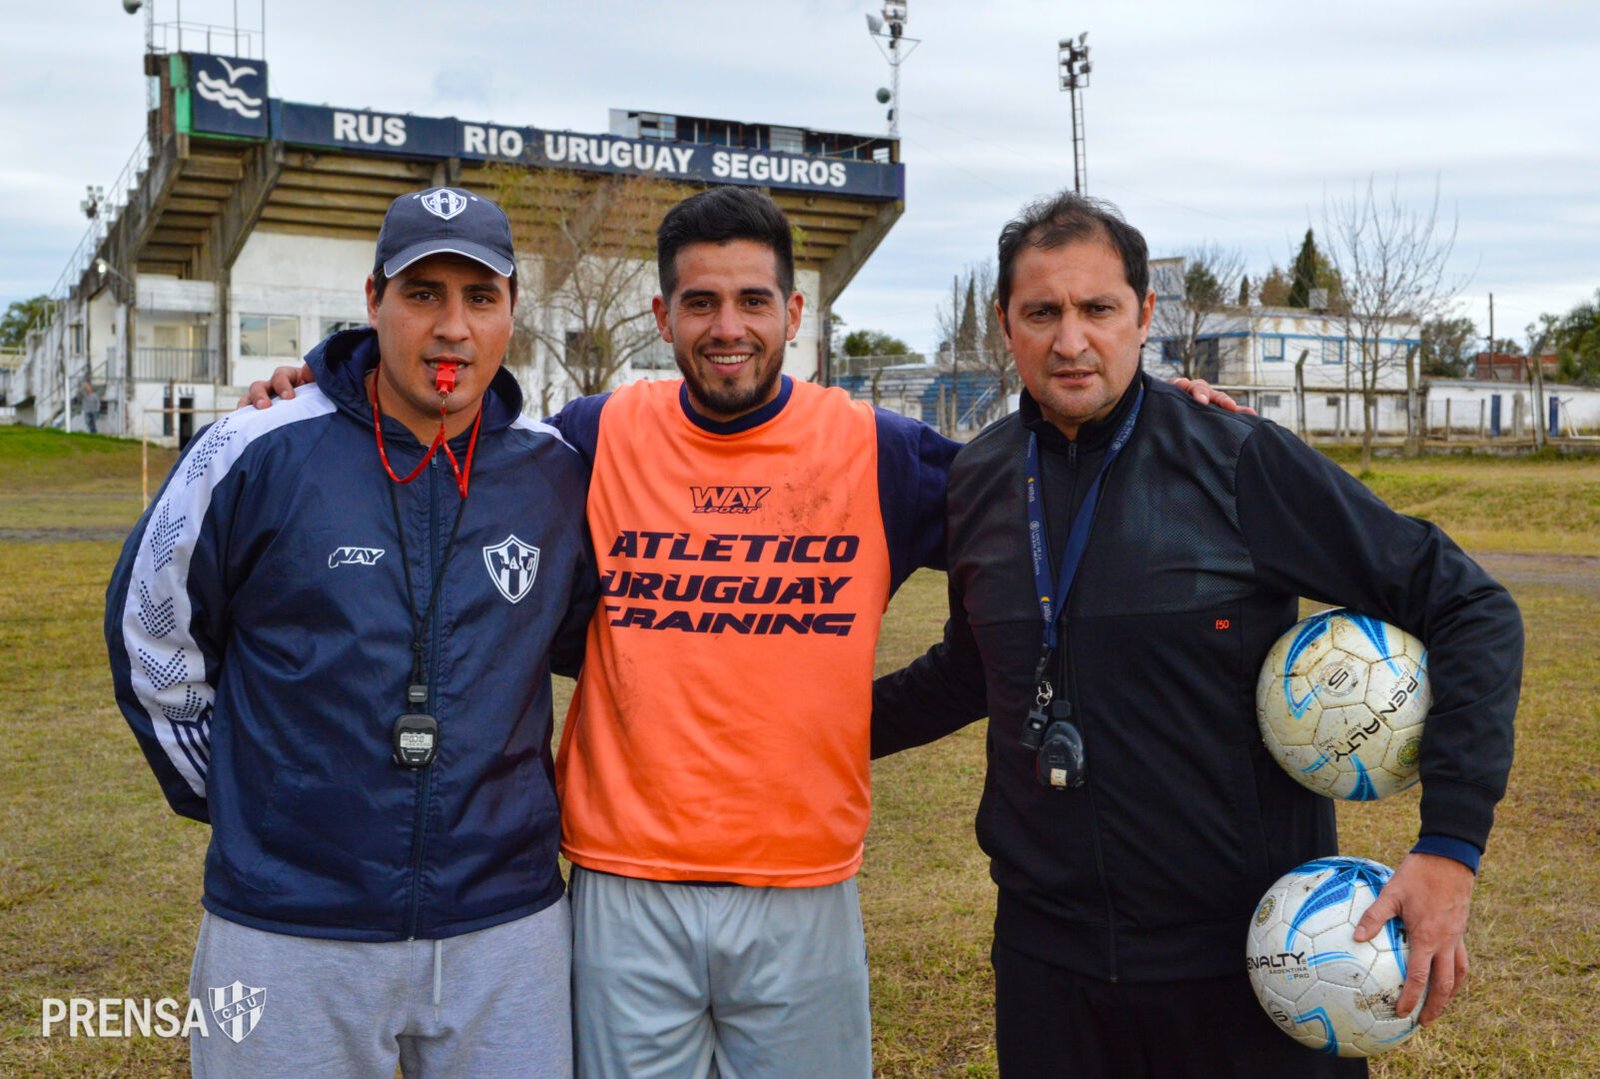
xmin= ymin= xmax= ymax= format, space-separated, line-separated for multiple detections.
xmin=0 ymin=528 xmax=132 ymax=543
xmin=1471 ymin=551 xmax=1600 ymax=593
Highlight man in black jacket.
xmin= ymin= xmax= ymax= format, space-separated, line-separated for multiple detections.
xmin=872 ymin=190 xmax=1521 ymax=1076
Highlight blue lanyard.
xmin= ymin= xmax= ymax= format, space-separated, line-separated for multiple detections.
xmin=1026 ymin=383 xmax=1144 ymax=655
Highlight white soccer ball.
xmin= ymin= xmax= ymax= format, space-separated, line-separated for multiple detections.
xmin=1246 ymin=856 xmax=1421 ymax=1057
xmin=1256 ymin=609 xmax=1430 ymax=800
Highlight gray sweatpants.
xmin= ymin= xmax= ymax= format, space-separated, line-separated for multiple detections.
xmin=570 ymin=867 xmax=872 ymax=1079
xmin=189 ymin=901 xmax=572 ymax=1078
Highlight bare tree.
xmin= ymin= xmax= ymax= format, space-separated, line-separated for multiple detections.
xmin=1323 ymin=177 xmax=1463 ymax=469
xmin=972 ymin=261 xmax=1014 ymax=421
xmin=934 ymin=272 xmax=964 ymax=433
xmin=1148 ymin=244 xmax=1246 ymax=380
xmin=1523 ymin=315 xmax=1558 ymax=447
xmin=935 ymin=262 xmax=1013 ymax=429
xmin=491 ymin=168 xmax=685 ymax=401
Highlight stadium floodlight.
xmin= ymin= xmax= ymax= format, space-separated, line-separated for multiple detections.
xmin=95 ymin=258 xmax=125 ymax=281
xmin=80 ymin=185 xmax=106 ymax=220
xmin=1057 ymin=32 xmax=1092 ymax=193
xmin=863 ymin=2 xmax=921 ymax=138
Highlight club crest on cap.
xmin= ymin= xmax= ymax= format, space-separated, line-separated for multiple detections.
xmin=419 ymin=189 xmax=471 ymax=221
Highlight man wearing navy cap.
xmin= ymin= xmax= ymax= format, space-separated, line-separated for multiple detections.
xmin=107 ymin=187 xmax=593 ymax=1077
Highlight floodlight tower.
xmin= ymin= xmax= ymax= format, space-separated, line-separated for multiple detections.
xmin=1058 ymin=32 xmax=1092 ymax=194
xmin=865 ymin=2 xmax=919 ymax=139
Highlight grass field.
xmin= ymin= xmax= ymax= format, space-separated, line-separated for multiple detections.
xmin=2 ymin=427 xmax=1596 ymax=1076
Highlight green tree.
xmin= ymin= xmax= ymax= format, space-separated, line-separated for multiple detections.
xmin=1287 ymin=230 xmax=1317 ymax=307
xmin=1257 ymin=265 xmax=1291 ymax=306
xmin=1286 ymin=229 xmax=1343 ymax=308
xmin=1550 ymin=289 xmax=1600 ymax=384
xmin=841 ymin=329 xmax=911 ymax=358
xmin=0 ymin=295 xmax=55 ymax=350
xmin=1238 ymin=274 xmax=1250 ymax=306
xmin=956 ymin=278 xmax=979 ymax=358
xmin=1419 ymin=314 xmax=1478 ymax=377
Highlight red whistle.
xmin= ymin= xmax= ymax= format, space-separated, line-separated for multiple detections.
xmin=434 ymin=361 xmax=459 ymax=395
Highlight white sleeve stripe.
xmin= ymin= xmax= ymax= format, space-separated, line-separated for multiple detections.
xmin=119 ymin=390 xmax=338 ymax=798
xmin=511 ymin=413 xmax=575 ymax=453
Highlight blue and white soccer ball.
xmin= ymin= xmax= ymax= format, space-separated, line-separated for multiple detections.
xmin=1256 ymin=609 xmax=1430 ymax=800
xmin=1246 ymin=856 xmax=1421 ymax=1057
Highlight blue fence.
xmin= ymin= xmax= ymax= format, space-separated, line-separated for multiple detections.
xmin=834 ymin=370 xmax=1003 ymax=427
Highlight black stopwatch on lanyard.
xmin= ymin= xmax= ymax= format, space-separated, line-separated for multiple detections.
xmin=1020 ymin=383 xmax=1144 ymax=789
xmin=371 ymin=360 xmax=481 ymax=769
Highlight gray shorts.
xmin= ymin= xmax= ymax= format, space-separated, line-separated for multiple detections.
xmin=189 ymin=902 xmax=572 ymax=1078
xmin=570 ymin=867 xmax=871 ymax=1079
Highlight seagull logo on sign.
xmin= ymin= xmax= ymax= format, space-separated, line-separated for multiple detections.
xmin=484 ymin=535 xmax=540 ymax=604
xmin=208 ymin=980 xmax=266 ymax=1043
xmin=194 ymin=57 xmax=263 ymax=119
xmin=420 ymin=188 xmax=470 ymax=220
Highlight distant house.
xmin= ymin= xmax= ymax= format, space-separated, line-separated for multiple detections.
xmin=1143 ymin=262 xmax=1421 ymax=437
xmin=1470 ymin=351 xmax=1558 ymax=382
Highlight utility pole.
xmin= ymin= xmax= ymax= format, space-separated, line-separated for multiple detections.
xmin=1486 ymin=291 xmax=1495 ymax=380
xmin=1057 ymin=33 xmax=1092 ymax=194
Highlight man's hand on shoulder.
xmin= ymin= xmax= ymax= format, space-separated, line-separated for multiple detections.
xmin=1352 ymin=851 xmax=1475 ymax=1027
xmin=239 ymin=364 xmax=316 ymax=409
xmin=1170 ymin=377 xmax=1255 ymax=415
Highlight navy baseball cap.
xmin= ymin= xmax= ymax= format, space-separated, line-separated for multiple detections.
xmin=374 ymin=187 xmax=515 ymax=278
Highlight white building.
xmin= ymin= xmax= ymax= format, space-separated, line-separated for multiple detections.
xmin=1146 ymin=257 xmax=1422 ymax=436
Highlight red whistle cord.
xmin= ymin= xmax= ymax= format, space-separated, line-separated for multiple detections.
xmin=370 ymin=361 xmax=483 ymax=499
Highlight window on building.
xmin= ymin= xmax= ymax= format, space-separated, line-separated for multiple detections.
xmin=320 ymin=318 xmax=365 ymax=339
xmin=1321 ymin=338 xmax=1345 ymax=365
xmin=637 ymin=112 xmax=677 ymax=141
xmin=1325 ymin=396 xmax=1342 ymax=409
xmin=1260 ymin=394 xmax=1282 ymax=409
xmin=1262 ymin=336 xmax=1284 ymax=362
xmin=240 ymin=315 xmax=301 ymax=357
xmin=564 ymin=330 xmax=598 ymax=370
xmin=769 ymin=126 xmax=803 ymax=155
xmin=631 ymin=337 xmax=677 ymax=371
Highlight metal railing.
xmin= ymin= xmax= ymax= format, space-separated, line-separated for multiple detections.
xmin=133 ymin=347 xmax=218 ymax=382
xmin=49 ymin=131 xmax=151 ymax=301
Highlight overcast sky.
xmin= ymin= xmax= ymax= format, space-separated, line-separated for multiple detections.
xmin=4 ymin=0 xmax=1596 ymax=353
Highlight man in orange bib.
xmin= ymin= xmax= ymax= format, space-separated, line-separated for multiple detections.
xmin=545 ymin=187 xmax=956 ymax=1078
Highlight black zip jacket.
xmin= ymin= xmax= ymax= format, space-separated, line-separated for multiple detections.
xmin=872 ymin=373 xmax=1521 ymax=981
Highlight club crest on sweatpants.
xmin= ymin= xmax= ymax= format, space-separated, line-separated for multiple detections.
xmin=484 ymin=534 xmax=541 ymax=604
xmin=208 ymin=980 xmax=266 ymax=1043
